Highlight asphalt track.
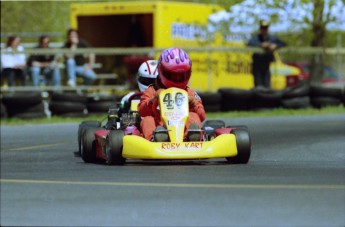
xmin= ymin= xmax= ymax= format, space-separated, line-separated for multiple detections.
xmin=1 ymin=114 xmax=344 ymax=226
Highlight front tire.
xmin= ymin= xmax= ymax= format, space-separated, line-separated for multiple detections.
xmin=227 ymin=128 xmax=251 ymax=164
xmin=106 ymin=130 xmax=126 ymax=165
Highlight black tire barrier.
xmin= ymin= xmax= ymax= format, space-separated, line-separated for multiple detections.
xmin=2 ymin=92 xmax=42 ymax=107
xmin=198 ymin=92 xmax=222 ymax=112
xmin=86 ymin=95 xmax=120 ymax=113
xmin=251 ymin=88 xmax=283 ymax=109
xmin=218 ymin=88 xmax=253 ymax=111
xmin=282 ymin=96 xmax=311 ymax=109
xmin=283 ymin=84 xmax=310 ymax=99
xmin=310 ymin=96 xmax=342 ymax=108
xmin=49 ymin=101 xmax=86 ymax=115
xmin=87 ymin=101 xmax=118 ymax=113
xmin=2 ymin=91 xmax=45 ymax=118
xmin=310 ymin=85 xmax=343 ymax=99
xmin=51 ymin=92 xmax=87 ymax=104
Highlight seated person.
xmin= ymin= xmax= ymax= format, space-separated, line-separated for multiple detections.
xmin=138 ymin=48 xmax=206 ymax=142
xmin=1 ymin=35 xmax=27 ymax=86
xmin=63 ymin=28 xmax=96 ymax=87
xmin=28 ymin=35 xmax=61 ymax=88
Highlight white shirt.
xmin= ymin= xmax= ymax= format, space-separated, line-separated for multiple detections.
xmin=1 ymin=45 xmax=26 ymax=68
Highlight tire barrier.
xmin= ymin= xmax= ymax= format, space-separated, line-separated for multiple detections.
xmin=1 ymin=84 xmax=344 ymax=119
xmin=198 ymin=92 xmax=221 ymax=112
xmin=309 ymin=85 xmax=343 ymax=108
xmin=251 ymin=87 xmax=284 ymax=109
xmin=282 ymin=84 xmax=311 ymax=109
xmin=49 ymin=92 xmax=87 ymax=117
xmin=2 ymin=92 xmax=46 ymax=119
xmin=86 ymin=95 xmax=120 ymax=114
xmin=218 ymin=88 xmax=253 ymax=111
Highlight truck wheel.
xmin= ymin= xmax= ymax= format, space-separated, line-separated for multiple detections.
xmin=78 ymin=121 xmax=102 ymax=155
xmin=227 ymin=128 xmax=251 ymax=164
xmin=81 ymin=127 xmax=98 ymax=163
xmin=106 ymin=130 xmax=126 ymax=165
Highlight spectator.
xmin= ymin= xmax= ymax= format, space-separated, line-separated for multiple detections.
xmin=28 ymin=35 xmax=61 ymax=88
xmin=63 ymin=28 xmax=96 ymax=87
xmin=247 ymin=20 xmax=286 ymax=89
xmin=1 ymin=35 xmax=27 ymax=86
xmin=138 ymin=48 xmax=206 ymax=142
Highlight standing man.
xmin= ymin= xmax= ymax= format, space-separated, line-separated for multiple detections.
xmin=28 ymin=35 xmax=61 ymax=88
xmin=63 ymin=28 xmax=96 ymax=87
xmin=247 ymin=20 xmax=286 ymax=89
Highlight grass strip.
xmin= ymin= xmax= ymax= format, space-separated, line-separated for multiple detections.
xmin=1 ymin=106 xmax=344 ymax=126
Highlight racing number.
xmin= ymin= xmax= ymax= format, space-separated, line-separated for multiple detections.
xmin=163 ymin=93 xmax=174 ymax=109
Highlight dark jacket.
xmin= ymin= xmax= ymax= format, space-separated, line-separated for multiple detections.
xmin=247 ymin=34 xmax=286 ymax=67
xmin=63 ymin=39 xmax=91 ymax=66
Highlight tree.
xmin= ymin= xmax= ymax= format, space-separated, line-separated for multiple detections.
xmin=209 ymin=0 xmax=345 ymax=84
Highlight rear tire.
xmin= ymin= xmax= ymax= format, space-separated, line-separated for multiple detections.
xmin=106 ymin=130 xmax=126 ymax=165
xmin=227 ymin=128 xmax=251 ymax=164
xmin=78 ymin=121 xmax=101 ymax=155
xmin=81 ymin=127 xmax=99 ymax=163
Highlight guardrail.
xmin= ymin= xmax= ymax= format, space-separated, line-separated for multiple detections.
xmin=1 ymin=46 xmax=345 ymax=55
xmin=1 ymin=46 xmax=344 ymax=93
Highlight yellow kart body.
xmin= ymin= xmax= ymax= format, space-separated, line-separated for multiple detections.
xmin=121 ymin=88 xmax=239 ymax=160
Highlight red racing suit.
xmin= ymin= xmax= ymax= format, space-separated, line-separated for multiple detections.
xmin=138 ymin=85 xmax=206 ymax=141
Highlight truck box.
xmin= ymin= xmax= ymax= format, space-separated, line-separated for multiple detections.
xmin=70 ymin=1 xmax=300 ymax=91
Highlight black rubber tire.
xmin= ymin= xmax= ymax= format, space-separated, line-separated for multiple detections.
xmin=7 ymin=102 xmax=45 ymax=117
xmin=310 ymin=96 xmax=342 ymax=108
xmin=78 ymin=121 xmax=102 ymax=155
xmin=283 ymin=84 xmax=310 ymax=98
xmin=198 ymin=92 xmax=222 ymax=105
xmin=49 ymin=101 xmax=86 ymax=114
xmin=81 ymin=127 xmax=101 ymax=163
xmin=227 ymin=128 xmax=251 ymax=164
xmin=282 ymin=96 xmax=311 ymax=109
xmin=310 ymin=85 xmax=343 ymax=99
xmin=251 ymin=88 xmax=283 ymax=109
xmin=203 ymin=103 xmax=221 ymax=112
xmin=86 ymin=101 xmax=117 ymax=113
xmin=218 ymin=88 xmax=253 ymax=111
xmin=51 ymin=92 xmax=87 ymax=103
xmin=106 ymin=130 xmax=126 ymax=165
xmin=2 ymin=92 xmax=42 ymax=108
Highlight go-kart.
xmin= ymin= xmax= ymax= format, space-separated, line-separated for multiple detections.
xmin=79 ymin=88 xmax=251 ymax=165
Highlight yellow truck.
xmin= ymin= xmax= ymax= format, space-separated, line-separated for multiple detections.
xmin=70 ymin=1 xmax=301 ymax=91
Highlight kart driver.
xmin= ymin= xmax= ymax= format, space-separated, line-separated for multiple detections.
xmin=138 ymin=47 xmax=206 ymax=142
xmin=106 ymin=60 xmax=158 ymax=129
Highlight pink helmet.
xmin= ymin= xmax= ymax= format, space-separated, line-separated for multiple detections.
xmin=158 ymin=48 xmax=192 ymax=89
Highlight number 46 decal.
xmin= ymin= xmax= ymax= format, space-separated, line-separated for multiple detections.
xmin=163 ymin=92 xmax=185 ymax=110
